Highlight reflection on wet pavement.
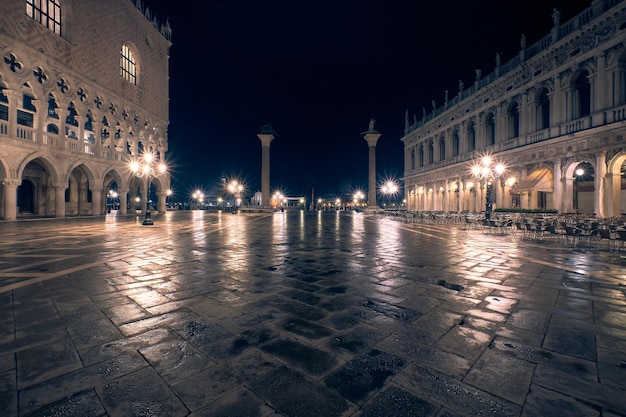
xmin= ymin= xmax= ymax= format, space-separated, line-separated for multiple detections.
xmin=1 ymin=210 xmax=626 ymax=416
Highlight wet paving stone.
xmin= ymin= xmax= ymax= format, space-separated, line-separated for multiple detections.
xmin=324 ymin=349 xmax=406 ymax=405
xmin=543 ymin=323 xmax=596 ymax=361
xmin=359 ymin=385 xmax=438 ymax=417
xmin=16 ymin=339 xmax=82 ymax=389
xmin=283 ymin=317 xmax=333 ymax=339
xmin=360 ymin=299 xmax=420 ymax=322
xmin=270 ymin=299 xmax=327 ymax=321
xmin=261 ymin=339 xmax=337 ymax=375
xmin=172 ymin=350 xmax=278 ymax=411
xmin=249 ymin=365 xmax=351 ymax=417
xmin=463 ymin=348 xmax=535 ymax=405
xmin=168 ymin=316 xmax=233 ymax=349
xmin=139 ymin=339 xmax=215 ymax=384
xmin=395 ymin=363 xmax=520 ymax=417
xmin=19 ymin=352 xmax=148 ymax=415
xmin=20 ymin=390 xmax=106 ymax=417
xmin=280 ymin=289 xmax=322 ymax=305
xmin=326 ymin=325 xmax=388 ymax=358
xmin=97 ymin=367 xmax=188 ymax=417
xmin=188 ymin=387 xmax=276 ymax=417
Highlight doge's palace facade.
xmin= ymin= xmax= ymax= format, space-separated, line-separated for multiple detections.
xmin=0 ymin=0 xmax=171 ymax=220
xmin=402 ymin=0 xmax=626 ymax=218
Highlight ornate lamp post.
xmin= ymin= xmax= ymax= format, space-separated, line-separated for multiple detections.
xmin=227 ymin=180 xmax=244 ymax=212
xmin=471 ymin=155 xmax=505 ymax=221
xmin=380 ymin=180 xmax=399 ymax=209
xmin=130 ymin=152 xmax=167 ymax=226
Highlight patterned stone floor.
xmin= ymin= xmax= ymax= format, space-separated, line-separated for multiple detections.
xmin=0 ymin=210 xmax=625 ymax=417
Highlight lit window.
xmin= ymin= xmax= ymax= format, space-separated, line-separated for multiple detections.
xmin=120 ymin=44 xmax=137 ymax=85
xmin=26 ymin=0 xmax=61 ymax=36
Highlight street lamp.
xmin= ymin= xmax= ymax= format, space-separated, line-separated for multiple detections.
xmin=470 ymin=155 xmax=505 ymax=221
xmin=227 ymin=180 xmax=244 ymax=212
xmin=380 ymin=180 xmax=399 ymax=209
xmin=192 ymin=190 xmax=204 ymax=210
xmin=353 ymin=190 xmax=365 ymax=208
xmin=129 ymin=151 xmax=167 ymax=226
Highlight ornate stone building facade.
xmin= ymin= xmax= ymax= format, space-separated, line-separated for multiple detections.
xmin=0 ymin=0 xmax=171 ymax=220
xmin=402 ymin=0 xmax=626 ymax=217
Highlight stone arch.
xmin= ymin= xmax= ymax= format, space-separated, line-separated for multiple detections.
xmin=606 ymin=151 xmax=626 ymax=216
xmin=17 ymin=154 xmax=62 ymax=216
xmin=563 ymin=157 xmax=596 ymax=214
xmin=66 ymin=162 xmax=96 ymax=216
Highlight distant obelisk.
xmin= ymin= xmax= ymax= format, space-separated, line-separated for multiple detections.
xmin=257 ymin=124 xmax=276 ymax=207
xmin=362 ymin=118 xmax=381 ymax=210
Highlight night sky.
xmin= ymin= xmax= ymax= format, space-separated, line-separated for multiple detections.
xmin=147 ymin=0 xmax=591 ymax=200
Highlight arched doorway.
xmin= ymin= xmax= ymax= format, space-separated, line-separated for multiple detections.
xmin=19 ymin=158 xmax=56 ymax=217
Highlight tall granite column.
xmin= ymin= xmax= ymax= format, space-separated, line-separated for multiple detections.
xmin=362 ymin=119 xmax=381 ymax=209
xmin=257 ymin=125 xmax=276 ymax=207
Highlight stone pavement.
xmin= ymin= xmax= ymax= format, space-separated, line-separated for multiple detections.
xmin=1 ymin=209 xmax=625 ymax=417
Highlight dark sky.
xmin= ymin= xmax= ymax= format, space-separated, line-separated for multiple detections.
xmin=147 ymin=0 xmax=591 ymax=200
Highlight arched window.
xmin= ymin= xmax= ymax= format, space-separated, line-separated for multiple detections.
xmin=486 ymin=113 xmax=496 ymax=145
xmin=573 ymin=70 xmax=591 ymax=118
xmin=452 ymin=129 xmax=459 ymax=157
xmin=26 ymin=0 xmax=61 ymax=35
xmin=418 ymin=145 xmax=424 ymax=167
xmin=410 ymin=148 xmax=416 ymax=169
xmin=536 ymin=88 xmax=550 ymax=130
xmin=439 ymin=136 xmax=446 ymax=161
xmin=467 ymin=121 xmax=476 ymax=151
xmin=427 ymin=140 xmax=434 ymax=164
xmin=507 ymin=102 xmax=520 ymax=139
xmin=0 ymin=86 xmax=8 ymax=121
xmin=120 ymin=44 xmax=137 ymax=85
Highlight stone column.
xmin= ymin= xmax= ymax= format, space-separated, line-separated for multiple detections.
xmin=257 ymin=131 xmax=275 ymax=207
xmin=362 ymin=120 xmax=381 ymax=209
xmin=1 ymin=179 xmax=20 ymax=220
xmin=118 ymin=188 xmax=128 ymax=215
xmin=56 ymin=108 xmax=67 ymax=150
xmin=553 ymin=159 xmax=563 ymax=214
xmin=5 ymin=90 xmax=21 ymax=139
xmin=91 ymin=186 xmax=103 ymax=216
xmin=32 ymin=99 xmax=46 ymax=144
xmin=595 ymin=151 xmax=607 ymax=217
xmin=562 ymin=177 xmax=575 ymax=213
xmin=53 ymin=183 xmax=66 ymax=218
xmin=158 ymin=191 xmax=167 ymax=214
xmin=609 ymin=172 xmax=621 ymax=218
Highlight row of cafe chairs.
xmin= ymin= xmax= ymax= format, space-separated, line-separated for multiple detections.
xmin=383 ymin=210 xmax=626 ymax=251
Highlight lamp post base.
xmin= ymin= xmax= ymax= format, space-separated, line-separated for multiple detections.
xmin=142 ymin=209 xmax=154 ymax=226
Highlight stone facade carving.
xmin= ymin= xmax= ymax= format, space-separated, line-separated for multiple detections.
xmin=402 ymin=1 xmax=626 ymax=217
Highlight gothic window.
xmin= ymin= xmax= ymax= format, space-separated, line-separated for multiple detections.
xmin=452 ymin=130 xmax=459 ymax=157
xmin=573 ymin=70 xmax=591 ymax=118
xmin=0 ymin=86 xmax=7 ymax=121
xmin=26 ymin=0 xmax=61 ymax=35
xmin=47 ymin=94 xmax=59 ymax=119
xmin=66 ymin=103 xmax=78 ymax=127
xmin=486 ymin=113 xmax=496 ymax=145
xmin=17 ymin=91 xmax=35 ymax=127
xmin=467 ymin=120 xmax=476 ymax=151
xmin=120 ymin=44 xmax=137 ymax=85
xmin=506 ymin=102 xmax=520 ymax=139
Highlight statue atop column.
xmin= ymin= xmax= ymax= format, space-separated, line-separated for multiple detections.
xmin=361 ymin=118 xmax=378 ymax=134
